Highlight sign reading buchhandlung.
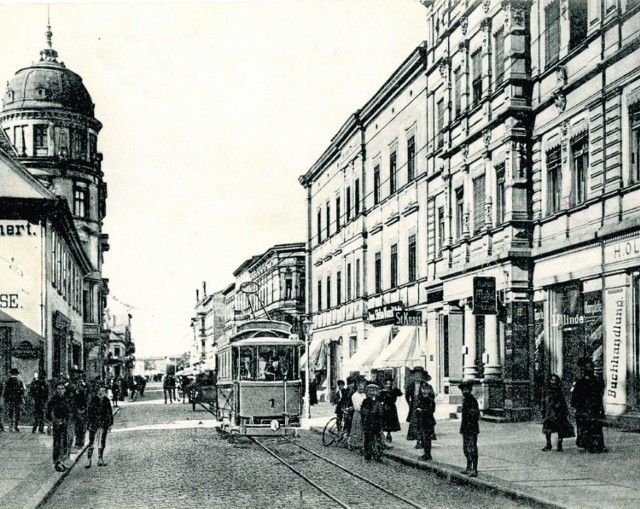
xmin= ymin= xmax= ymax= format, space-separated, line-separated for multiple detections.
xmin=472 ymin=276 xmax=497 ymax=315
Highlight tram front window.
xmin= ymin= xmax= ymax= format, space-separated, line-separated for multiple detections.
xmin=238 ymin=347 xmax=257 ymax=380
xmin=258 ymin=346 xmax=296 ymax=380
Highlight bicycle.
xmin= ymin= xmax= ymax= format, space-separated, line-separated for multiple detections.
xmin=322 ymin=416 xmax=346 ymax=446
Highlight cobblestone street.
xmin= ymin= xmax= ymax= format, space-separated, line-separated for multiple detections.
xmin=39 ymin=385 xmax=532 ymax=509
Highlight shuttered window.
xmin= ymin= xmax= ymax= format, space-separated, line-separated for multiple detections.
xmin=454 ymin=68 xmax=462 ymax=117
xmin=496 ymin=164 xmax=506 ymax=225
xmin=547 ymin=148 xmax=562 ymax=214
xmin=407 ymin=136 xmax=416 ymax=181
xmin=408 ymin=235 xmax=417 ymax=282
xmin=390 ymin=244 xmax=398 ymax=288
xmin=472 ymin=50 xmax=483 ymax=106
xmin=437 ymin=99 xmax=445 ymax=148
xmin=545 ymin=0 xmax=560 ymax=66
xmin=494 ymin=28 xmax=505 ymax=86
xmin=473 ymin=174 xmax=486 ymax=234
xmin=373 ymin=165 xmax=381 ymax=205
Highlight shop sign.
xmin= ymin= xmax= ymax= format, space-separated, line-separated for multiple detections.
xmin=393 ymin=310 xmax=422 ymax=326
xmin=367 ymin=301 xmax=403 ymax=323
xmin=604 ymin=288 xmax=626 ymax=410
xmin=54 ymin=311 xmax=71 ymax=331
xmin=472 ymin=277 xmax=497 ymax=315
xmin=605 ymin=235 xmax=640 ymax=264
xmin=13 ymin=341 xmax=39 ymax=359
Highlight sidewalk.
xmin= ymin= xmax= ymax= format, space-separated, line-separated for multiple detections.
xmin=0 ymin=407 xmax=120 ymax=509
xmin=303 ymin=402 xmax=640 ymax=509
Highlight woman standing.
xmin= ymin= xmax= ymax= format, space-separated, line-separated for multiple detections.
xmin=348 ymin=378 xmax=367 ymax=452
xmin=379 ymin=378 xmax=402 ymax=443
xmin=571 ymin=358 xmax=607 ymax=453
xmin=541 ymin=374 xmax=574 ymax=452
xmin=406 ymin=367 xmax=434 ymax=448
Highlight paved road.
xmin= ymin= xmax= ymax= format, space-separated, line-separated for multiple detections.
xmin=41 ymin=385 xmax=533 ymax=509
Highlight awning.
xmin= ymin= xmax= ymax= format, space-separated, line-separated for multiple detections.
xmin=344 ymin=325 xmax=393 ymax=373
xmin=300 ymin=335 xmax=326 ymax=372
xmin=371 ymin=326 xmax=423 ymax=369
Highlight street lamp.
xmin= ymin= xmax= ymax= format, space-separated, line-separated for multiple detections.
xmin=302 ymin=318 xmax=313 ymax=420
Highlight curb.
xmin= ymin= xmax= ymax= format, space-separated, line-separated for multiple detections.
xmin=33 ymin=406 xmax=120 ymax=509
xmin=308 ymin=426 xmax=565 ymax=509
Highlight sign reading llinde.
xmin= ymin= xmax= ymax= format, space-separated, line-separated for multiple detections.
xmin=604 ymin=287 xmax=626 ymax=415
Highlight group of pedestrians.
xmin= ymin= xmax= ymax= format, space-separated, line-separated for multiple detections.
xmin=108 ymin=375 xmax=147 ymax=406
xmin=1 ymin=367 xmax=114 ymax=473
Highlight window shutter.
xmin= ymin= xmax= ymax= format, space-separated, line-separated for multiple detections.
xmin=473 ymin=174 xmax=486 ymax=234
xmin=495 ymin=29 xmax=505 ymax=85
xmin=545 ymin=0 xmax=560 ymax=66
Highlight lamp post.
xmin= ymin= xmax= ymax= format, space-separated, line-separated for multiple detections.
xmin=303 ymin=318 xmax=313 ymax=420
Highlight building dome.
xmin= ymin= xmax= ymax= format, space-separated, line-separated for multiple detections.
xmin=2 ymin=26 xmax=95 ymax=117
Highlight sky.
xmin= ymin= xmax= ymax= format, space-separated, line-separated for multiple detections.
xmin=0 ymin=0 xmax=428 ymax=357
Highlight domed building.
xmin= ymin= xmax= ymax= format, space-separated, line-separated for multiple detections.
xmin=0 ymin=26 xmax=109 ymax=378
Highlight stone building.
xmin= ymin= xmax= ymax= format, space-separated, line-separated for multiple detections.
xmin=190 ymin=282 xmax=225 ymax=371
xmin=0 ymin=26 xmax=110 ymax=378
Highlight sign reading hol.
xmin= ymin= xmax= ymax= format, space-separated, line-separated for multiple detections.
xmin=473 ymin=277 xmax=497 ymax=315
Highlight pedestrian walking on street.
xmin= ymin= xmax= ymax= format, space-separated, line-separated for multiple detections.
xmin=340 ymin=377 xmax=357 ymax=437
xmin=71 ymin=367 xmax=88 ymax=449
xmin=163 ymin=374 xmax=173 ymax=404
xmin=379 ymin=378 xmax=402 ymax=444
xmin=111 ymin=377 xmax=120 ymax=408
xmin=571 ymin=358 xmax=607 ymax=453
xmin=348 ymin=378 xmax=367 ymax=452
xmin=3 ymin=367 xmax=26 ymax=432
xmin=416 ymin=382 xmax=436 ymax=461
xmin=85 ymin=385 xmax=114 ymax=468
xmin=128 ymin=376 xmax=137 ymax=402
xmin=30 ymin=372 xmax=49 ymax=433
xmin=542 ymin=374 xmax=574 ymax=452
xmin=361 ymin=383 xmax=384 ymax=462
xmin=119 ymin=377 xmax=128 ymax=401
xmin=406 ymin=367 xmax=434 ymax=448
xmin=459 ymin=381 xmax=480 ymax=477
xmin=46 ymin=382 xmax=70 ymax=472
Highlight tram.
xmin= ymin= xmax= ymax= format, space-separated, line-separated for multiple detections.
xmin=215 ymin=318 xmax=303 ymax=436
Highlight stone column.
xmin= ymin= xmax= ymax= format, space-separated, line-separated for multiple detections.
xmin=483 ymin=314 xmax=502 ymax=378
xmin=463 ymin=301 xmax=478 ymax=379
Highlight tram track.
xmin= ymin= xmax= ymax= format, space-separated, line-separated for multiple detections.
xmin=251 ymin=436 xmax=426 ymax=509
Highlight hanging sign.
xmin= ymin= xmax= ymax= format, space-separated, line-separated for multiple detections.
xmin=473 ymin=276 xmax=497 ymax=315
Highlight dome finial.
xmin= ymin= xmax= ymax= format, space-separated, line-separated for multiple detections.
xmin=40 ymin=3 xmax=59 ymax=63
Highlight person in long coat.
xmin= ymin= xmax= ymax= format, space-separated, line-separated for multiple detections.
xmin=416 ymin=382 xmax=436 ymax=461
xmin=379 ymin=378 xmax=402 ymax=443
xmin=406 ymin=367 xmax=434 ymax=448
xmin=348 ymin=378 xmax=367 ymax=451
xmin=542 ymin=374 xmax=574 ymax=452
xmin=85 ymin=385 xmax=114 ymax=468
xmin=30 ymin=372 xmax=49 ymax=433
xmin=571 ymin=358 xmax=607 ymax=453
xmin=46 ymin=382 xmax=70 ymax=472
xmin=361 ymin=383 xmax=385 ymax=462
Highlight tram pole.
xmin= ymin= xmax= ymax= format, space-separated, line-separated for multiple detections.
xmin=303 ymin=319 xmax=313 ymax=420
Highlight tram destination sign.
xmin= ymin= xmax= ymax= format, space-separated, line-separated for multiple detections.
xmin=473 ymin=276 xmax=497 ymax=315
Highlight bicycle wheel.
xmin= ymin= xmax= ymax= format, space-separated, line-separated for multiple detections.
xmin=322 ymin=417 xmax=340 ymax=446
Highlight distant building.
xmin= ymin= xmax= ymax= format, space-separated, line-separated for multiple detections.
xmin=104 ymin=309 xmax=134 ymax=379
xmin=190 ymin=282 xmax=225 ymax=371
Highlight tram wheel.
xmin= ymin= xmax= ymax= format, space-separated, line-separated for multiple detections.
xmin=322 ymin=417 xmax=340 ymax=446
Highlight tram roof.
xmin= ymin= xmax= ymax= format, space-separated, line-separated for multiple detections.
xmin=230 ymin=338 xmax=304 ymax=347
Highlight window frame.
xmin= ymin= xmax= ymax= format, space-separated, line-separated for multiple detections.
xmin=390 ymin=244 xmax=398 ymax=288
xmin=408 ymin=234 xmax=417 ymax=282
xmin=374 ymin=252 xmax=382 ymax=294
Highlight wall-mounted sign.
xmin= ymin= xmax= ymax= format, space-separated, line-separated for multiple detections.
xmin=604 ymin=234 xmax=640 ymax=264
xmin=367 ymin=301 xmax=404 ymax=323
xmin=473 ymin=277 xmax=497 ymax=315
xmin=13 ymin=341 xmax=39 ymax=359
xmin=605 ymin=287 xmax=626 ymax=414
xmin=393 ymin=310 xmax=422 ymax=326
xmin=54 ymin=311 xmax=70 ymax=331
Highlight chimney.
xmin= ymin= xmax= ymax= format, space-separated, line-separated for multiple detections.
xmin=196 ymin=289 xmax=200 ymax=303
xmin=203 ymin=281 xmax=207 ymax=298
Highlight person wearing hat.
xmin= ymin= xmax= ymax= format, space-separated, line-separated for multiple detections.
xmin=348 ymin=378 xmax=367 ymax=452
xmin=29 ymin=372 xmax=49 ymax=433
xmin=571 ymin=357 xmax=607 ymax=453
xmin=361 ymin=382 xmax=385 ymax=462
xmin=70 ymin=367 xmax=88 ymax=449
xmin=458 ymin=381 xmax=480 ymax=477
xmin=416 ymin=381 xmax=437 ymax=461
xmin=85 ymin=385 xmax=114 ymax=468
xmin=47 ymin=381 xmax=70 ymax=472
xmin=405 ymin=366 xmax=434 ymax=448
xmin=3 ymin=368 xmax=26 ymax=432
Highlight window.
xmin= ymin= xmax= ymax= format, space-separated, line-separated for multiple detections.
xmin=347 ymin=263 xmax=352 ymax=301
xmin=51 ymin=231 xmax=57 ymax=287
xmin=355 ymin=259 xmax=361 ymax=298
xmin=454 ymin=68 xmax=462 ymax=118
xmin=336 ymin=196 xmax=341 ymax=232
xmin=88 ymin=133 xmax=97 ymax=161
xmin=72 ymin=128 xmax=86 ymax=159
xmin=571 ymin=137 xmax=589 ymax=206
xmin=317 ymin=280 xmax=322 ymax=312
xmin=354 ymin=179 xmax=361 ymax=215
xmin=390 ymin=244 xmax=398 ymax=288
xmin=437 ymin=206 xmax=445 ymax=254
xmin=437 ymin=99 xmax=445 ymax=148
xmin=408 ymin=234 xmax=417 ymax=282
xmin=346 ymin=186 xmax=352 ymax=221
xmin=496 ymin=165 xmax=506 ymax=225
xmin=336 ymin=271 xmax=342 ymax=305
xmin=455 ymin=187 xmax=465 ymax=238
xmin=473 ymin=174 xmax=486 ymax=234
xmin=472 ymin=50 xmax=483 ymax=106
xmin=547 ymin=147 xmax=562 ymax=214
xmin=390 ymin=151 xmax=397 ymax=194
xmin=326 ymin=202 xmax=331 ymax=238
xmin=569 ymin=0 xmax=588 ymax=51
xmin=494 ymin=29 xmax=505 ymax=86
xmin=326 ymin=275 xmax=332 ymax=309
xmin=317 ymin=208 xmax=322 ymax=244
xmin=14 ymin=125 xmax=26 ymax=155
xmin=631 ymin=112 xmax=640 ymax=183
xmin=545 ymin=0 xmax=561 ymax=66
xmin=349 ymin=335 xmax=358 ymax=357
xmin=73 ymin=183 xmax=89 ymax=219
xmin=34 ymin=124 xmax=48 ymax=154
xmin=374 ymin=252 xmax=382 ymax=293
xmin=373 ymin=165 xmax=381 ymax=204
xmin=285 ymin=278 xmax=293 ymax=299
xmin=407 ymin=136 xmax=416 ymax=181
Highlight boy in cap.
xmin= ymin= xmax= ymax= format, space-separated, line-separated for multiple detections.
xmin=361 ymin=382 xmax=384 ymax=462
xmin=459 ymin=381 xmax=480 ymax=477
xmin=3 ymin=368 xmax=25 ymax=432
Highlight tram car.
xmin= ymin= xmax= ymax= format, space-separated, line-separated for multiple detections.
xmin=215 ymin=319 xmax=303 ymax=436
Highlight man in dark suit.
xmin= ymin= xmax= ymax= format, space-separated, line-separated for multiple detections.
xmin=30 ymin=372 xmax=49 ymax=433
xmin=3 ymin=368 xmax=25 ymax=432
xmin=47 ymin=382 xmax=70 ymax=472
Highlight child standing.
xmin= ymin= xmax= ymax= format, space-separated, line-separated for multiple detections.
xmin=459 ymin=381 xmax=479 ymax=477
xmin=416 ymin=382 xmax=436 ymax=461
xmin=361 ymin=383 xmax=384 ymax=462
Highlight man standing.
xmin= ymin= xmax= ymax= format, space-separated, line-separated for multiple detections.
xmin=85 ymin=385 xmax=114 ymax=468
xmin=163 ymin=373 xmax=172 ymax=404
xmin=71 ymin=368 xmax=89 ymax=449
xmin=3 ymin=368 xmax=25 ymax=432
xmin=30 ymin=372 xmax=49 ymax=433
xmin=459 ymin=381 xmax=480 ymax=477
xmin=47 ymin=382 xmax=70 ymax=472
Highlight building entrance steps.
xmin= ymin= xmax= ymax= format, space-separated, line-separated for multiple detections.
xmin=305 ymin=401 xmax=640 ymax=509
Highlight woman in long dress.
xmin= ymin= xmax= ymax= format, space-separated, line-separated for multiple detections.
xmin=406 ymin=367 xmax=434 ymax=448
xmin=348 ymin=379 xmax=367 ymax=452
xmin=380 ymin=379 xmax=402 ymax=443
xmin=541 ymin=374 xmax=574 ymax=452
